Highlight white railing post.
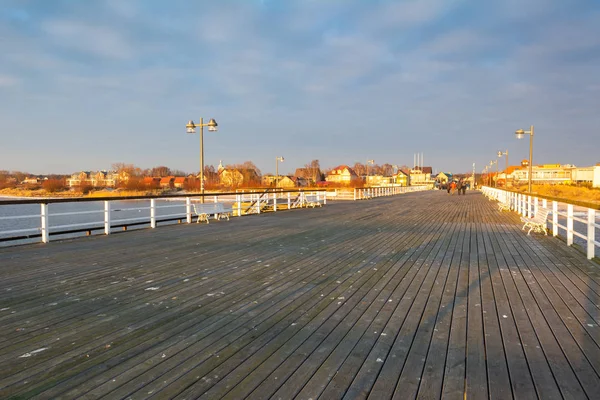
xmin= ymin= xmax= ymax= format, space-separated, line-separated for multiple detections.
xmin=288 ymin=192 xmax=291 ymax=209
xmin=519 ymin=194 xmax=523 ymax=215
xmin=256 ymin=194 xmax=261 ymax=214
xmin=542 ymin=199 xmax=547 ymax=209
xmin=588 ymin=209 xmax=595 ymax=260
xmin=354 ymin=188 xmax=357 ymax=201
xmin=186 ymin=197 xmax=192 ymax=223
xmin=150 ymin=199 xmax=156 ymax=228
xmin=274 ymin=192 xmax=277 ymax=212
xmin=214 ymin=195 xmax=218 ymax=203
xmin=528 ymin=195 xmax=533 ymax=217
xmin=104 ymin=200 xmax=111 ymax=235
xmin=552 ymin=201 xmax=558 ymax=236
xmin=41 ymin=203 xmax=49 ymax=243
xmin=567 ymin=204 xmax=573 ymax=246
xmin=587 ymin=208 xmax=596 ymax=260
xmin=534 ymin=196 xmax=539 ymax=217
xmin=237 ymin=194 xmax=242 ymax=216
xmin=323 ymin=191 xmax=327 ymax=205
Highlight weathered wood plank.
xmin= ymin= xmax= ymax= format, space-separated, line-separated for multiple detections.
xmin=0 ymin=191 xmax=598 ymax=399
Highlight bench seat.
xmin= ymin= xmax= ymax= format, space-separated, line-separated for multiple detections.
xmin=304 ymin=195 xmax=323 ymax=208
xmin=193 ymin=202 xmax=232 ymax=224
xmin=520 ymin=208 xmax=549 ymax=235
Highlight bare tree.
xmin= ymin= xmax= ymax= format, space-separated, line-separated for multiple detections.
xmin=303 ymin=159 xmax=322 ymax=182
xmin=150 ymin=166 xmax=171 ymax=177
xmin=381 ymin=163 xmax=394 ymax=176
xmin=353 ymin=162 xmax=366 ymax=177
xmin=240 ymin=161 xmax=261 ymax=176
xmin=111 ymin=163 xmax=141 ymax=176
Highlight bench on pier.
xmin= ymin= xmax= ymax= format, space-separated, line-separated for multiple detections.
xmin=498 ymin=201 xmax=511 ymax=212
xmin=193 ymin=202 xmax=232 ymax=224
xmin=304 ymin=195 xmax=323 ymax=208
xmin=521 ymin=208 xmax=549 ymax=235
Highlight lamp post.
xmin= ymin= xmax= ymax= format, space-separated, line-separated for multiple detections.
xmin=366 ymin=159 xmax=374 ymax=186
xmin=472 ymin=163 xmax=475 ymax=190
xmin=498 ymin=150 xmax=508 ymax=187
xmin=483 ymin=166 xmax=489 ymax=187
xmin=515 ymin=125 xmax=534 ymax=193
xmin=490 ymin=160 xmax=498 ymax=187
xmin=275 ymin=156 xmax=284 ymax=188
xmin=186 ymin=117 xmax=218 ymax=201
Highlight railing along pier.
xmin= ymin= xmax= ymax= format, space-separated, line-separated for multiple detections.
xmin=482 ymin=186 xmax=600 ymax=260
xmin=0 ymin=186 xmax=429 ymax=246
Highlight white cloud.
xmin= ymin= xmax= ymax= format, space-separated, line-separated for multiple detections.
xmin=421 ymin=29 xmax=492 ymax=55
xmin=363 ymin=0 xmax=465 ymax=30
xmin=0 ymin=74 xmax=19 ymax=87
xmin=41 ymin=20 xmax=135 ymax=60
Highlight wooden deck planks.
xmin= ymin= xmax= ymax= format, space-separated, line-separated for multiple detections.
xmin=0 ymin=190 xmax=599 ymax=399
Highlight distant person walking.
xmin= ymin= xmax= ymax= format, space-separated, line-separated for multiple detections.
xmin=450 ymin=180 xmax=457 ymax=195
xmin=460 ymin=179 xmax=467 ymax=195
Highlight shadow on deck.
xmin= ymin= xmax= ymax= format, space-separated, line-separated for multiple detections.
xmin=0 ymin=190 xmax=599 ymax=399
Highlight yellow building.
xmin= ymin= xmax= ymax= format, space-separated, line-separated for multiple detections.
xmin=325 ymin=165 xmax=360 ymax=184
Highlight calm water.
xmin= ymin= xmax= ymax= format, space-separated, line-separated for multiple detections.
xmin=0 ymin=199 xmax=190 ymax=246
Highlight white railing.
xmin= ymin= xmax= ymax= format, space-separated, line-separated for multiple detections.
xmin=482 ymin=186 xmax=599 ymax=260
xmin=0 ymin=189 xmax=326 ymax=245
xmin=236 ymin=190 xmax=326 ymax=215
xmin=326 ymin=185 xmax=429 ymax=201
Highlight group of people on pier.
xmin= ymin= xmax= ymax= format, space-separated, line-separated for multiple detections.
xmin=447 ymin=179 xmax=467 ymax=195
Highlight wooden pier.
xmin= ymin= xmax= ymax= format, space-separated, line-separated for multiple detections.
xmin=1 ymin=190 xmax=599 ymax=399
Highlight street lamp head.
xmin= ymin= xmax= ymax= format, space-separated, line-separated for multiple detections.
xmin=207 ymin=118 xmax=218 ymax=132
xmin=497 ymin=151 xmax=502 ymax=157
xmin=515 ymin=129 xmax=525 ymax=139
xmin=277 ymin=156 xmax=284 ymax=162
xmin=186 ymin=120 xmax=196 ymax=134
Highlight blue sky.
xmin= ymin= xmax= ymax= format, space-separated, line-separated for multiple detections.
xmin=1 ymin=0 xmax=599 ymax=176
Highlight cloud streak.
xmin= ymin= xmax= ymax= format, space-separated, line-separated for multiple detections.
xmin=0 ymin=0 xmax=599 ymax=175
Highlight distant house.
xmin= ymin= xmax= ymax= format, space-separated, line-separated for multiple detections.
xmin=173 ymin=177 xmax=187 ymax=189
xmin=509 ymin=164 xmax=574 ymax=185
xmin=325 ymin=165 xmax=360 ymax=184
xmin=66 ymin=171 xmax=118 ymax=188
xmin=219 ymin=168 xmax=260 ymax=187
xmin=159 ymin=176 xmax=175 ymax=189
xmin=22 ymin=177 xmax=41 ymax=185
xmin=394 ymin=170 xmax=409 ymax=186
xmin=262 ymin=175 xmax=296 ymax=188
xmin=365 ymin=174 xmax=386 ymax=186
xmin=294 ymin=167 xmax=322 ymax=184
xmin=409 ymin=167 xmax=435 ymax=187
xmin=413 ymin=166 xmax=433 ymax=174
xmin=436 ymin=172 xmax=453 ymax=184
xmin=291 ymin=176 xmax=310 ymax=187
xmin=143 ymin=177 xmax=161 ymax=189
